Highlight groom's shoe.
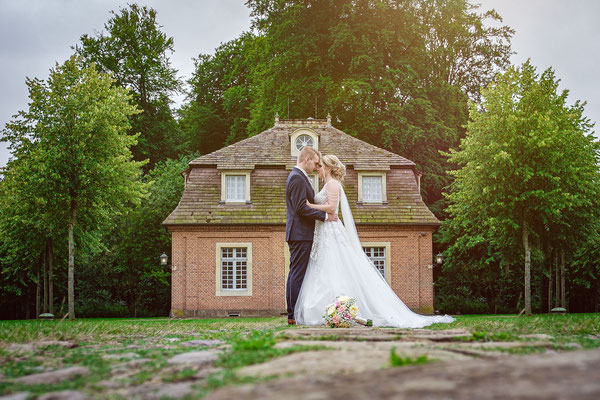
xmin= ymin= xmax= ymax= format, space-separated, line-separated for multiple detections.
xmin=288 ymin=318 xmax=296 ymax=325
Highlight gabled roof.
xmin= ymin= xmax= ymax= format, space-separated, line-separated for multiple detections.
xmin=164 ymin=119 xmax=439 ymax=226
xmin=189 ymin=118 xmax=414 ymax=171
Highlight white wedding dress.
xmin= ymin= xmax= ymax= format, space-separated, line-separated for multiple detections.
xmin=294 ymin=181 xmax=455 ymax=328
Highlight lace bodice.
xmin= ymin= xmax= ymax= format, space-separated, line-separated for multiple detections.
xmin=310 ymin=183 xmax=344 ymax=262
xmin=313 ymin=186 xmax=339 ymax=213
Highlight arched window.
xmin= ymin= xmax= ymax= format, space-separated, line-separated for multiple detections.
xmin=290 ymin=128 xmax=319 ymax=157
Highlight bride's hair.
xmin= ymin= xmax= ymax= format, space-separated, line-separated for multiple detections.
xmin=322 ymin=155 xmax=346 ymax=182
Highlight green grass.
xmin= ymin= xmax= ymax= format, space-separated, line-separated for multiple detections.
xmin=428 ymin=313 xmax=600 ymax=336
xmin=390 ymin=347 xmax=430 ymax=367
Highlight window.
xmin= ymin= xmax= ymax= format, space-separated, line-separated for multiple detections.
xmin=216 ymin=243 xmax=252 ymax=296
xmin=310 ymin=174 xmax=319 ymax=194
xmin=295 ymin=134 xmax=314 ymax=152
xmin=363 ymin=176 xmax=382 ymax=202
xmin=357 ymin=172 xmax=387 ymax=203
xmin=290 ymin=129 xmax=319 ymax=157
xmin=361 ymin=242 xmax=391 ymax=285
xmin=220 ymin=171 xmax=251 ymax=203
xmin=363 ymin=246 xmax=386 ymax=278
xmin=226 ymin=175 xmax=245 ymax=201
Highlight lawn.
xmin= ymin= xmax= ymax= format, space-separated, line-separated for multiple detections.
xmin=0 ymin=314 xmax=599 ymax=399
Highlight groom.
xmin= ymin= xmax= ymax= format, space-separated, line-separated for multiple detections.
xmin=285 ymin=146 xmax=337 ymax=325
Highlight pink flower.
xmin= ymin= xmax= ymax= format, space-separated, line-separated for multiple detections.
xmin=339 ymin=306 xmax=346 ymax=312
xmin=332 ymin=316 xmax=340 ymax=324
xmin=335 ymin=301 xmax=341 ymax=306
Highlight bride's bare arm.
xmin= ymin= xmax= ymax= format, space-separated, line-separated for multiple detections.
xmin=306 ymin=180 xmax=340 ymax=214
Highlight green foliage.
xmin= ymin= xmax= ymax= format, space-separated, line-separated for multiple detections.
xmin=1 ymin=55 xmax=146 ymax=319
xmin=75 ymin=154 xmax=197 ymax=317
xmin=439 ymin=61 xmax=600 ymax=314
xmin=186 ymin=0 xmax=513 ymax=211
xmin=76 ymin=4 xmax=183 ymax=167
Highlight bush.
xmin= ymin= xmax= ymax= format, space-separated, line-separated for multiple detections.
xmin=436 ymin=294 xmax=489 ymax=315
xmin=75 ymin=297 xmax=129 ymax=318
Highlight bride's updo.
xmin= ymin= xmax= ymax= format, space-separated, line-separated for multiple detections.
xmin=322 ymin=154 xmax=346 ymax=182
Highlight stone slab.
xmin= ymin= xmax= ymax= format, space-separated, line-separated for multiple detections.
xmin=0 ymin=393 xmax=30 ymax=400
xmin=37 ymin=390 xmax=92 ymax=400
xmin=180 ymin=339 xmax=223 ymax=347
xmin=13 ymin=366 xmax=90 ymax=385
xmin=167 ymin=350 xmax=220 ymax=366
xmin=210 ymin=348 xmax=600 ymax=400
xmin=240 ymin=340 xmax=471 ymax=379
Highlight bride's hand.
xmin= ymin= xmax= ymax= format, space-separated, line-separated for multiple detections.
xmin=306 ymin=200 xmax=313 ymax=207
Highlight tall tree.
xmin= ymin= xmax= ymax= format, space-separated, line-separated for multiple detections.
xmin=75 ymin=4 xmax=182 ymax=167
xmin=2 ymin=55 xmax=146 ymax=319
xmin=179 ymin=33 xmax=260 ymax=155
xmin=441 ymin=61 xmax=600 ymax=315
xmin=184 ymin=0 xmax=513 ymax=213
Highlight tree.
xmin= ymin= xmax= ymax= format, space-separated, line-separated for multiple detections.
xmin=75 ymin=4 xmax=182 ymax=167
xmin=185 ymin=0 xmax=513 ymax=213
xmin=179 ymin=33 xmax=260 ymax=155
xmin=440 ymin=61 xmax=600 ymax=315
xmin=2 ymin=55 xmax=146 ymax=319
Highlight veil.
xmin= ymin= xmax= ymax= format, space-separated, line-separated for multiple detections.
xmin=339 ymin=186 xmax=388 ymax=283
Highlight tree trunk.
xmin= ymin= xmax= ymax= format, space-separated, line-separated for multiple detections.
xmin=560 ymin=249 xmax=566 ymax=309
xmin=48 ymin=238 xmax=54 ymax=315
xmin=68 ymin=199 xmax=77 ymax=320
xmin=547 ymin=249 xmax=553 ymax=313
xmin=43 ymin=241 xmax=48 ymax=314
xmin=36 ymin=261 xmax=41 ymax=318
xmin=555 ymin=252 xmax=560 ymax=308
xmin=522 ymin=224 xmax=532 ymax=315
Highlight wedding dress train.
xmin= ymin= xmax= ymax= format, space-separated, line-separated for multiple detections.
xmin=294 ymin=182 xmax=454 ymax=328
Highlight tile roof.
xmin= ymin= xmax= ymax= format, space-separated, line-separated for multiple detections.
xmin=164 ymin=119 xmax=439 ymax=226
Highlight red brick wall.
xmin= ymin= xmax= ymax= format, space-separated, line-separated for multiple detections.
xmin=169 ymin=225 xmax=436 ymax=317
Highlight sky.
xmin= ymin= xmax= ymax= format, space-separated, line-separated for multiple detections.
xmin=1 ymin=0 xmax=599 ymax=168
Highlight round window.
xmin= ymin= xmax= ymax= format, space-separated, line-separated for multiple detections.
xmin=295 ymin=134 xmax=314 ymax=152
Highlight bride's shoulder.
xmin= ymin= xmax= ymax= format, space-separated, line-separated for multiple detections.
xmin=324 ymin=179 xmax=341 ymax=191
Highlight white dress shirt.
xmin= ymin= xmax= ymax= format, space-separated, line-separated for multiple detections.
xmin=293 ymin=166 xmax=328 ymax=220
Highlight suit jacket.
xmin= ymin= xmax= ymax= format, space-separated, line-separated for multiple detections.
xmin=285 ymin=167 xmax=326 ymax=242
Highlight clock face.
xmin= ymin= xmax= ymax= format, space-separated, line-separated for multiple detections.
xmin=295 ymin=134 xmax=314 ymax=151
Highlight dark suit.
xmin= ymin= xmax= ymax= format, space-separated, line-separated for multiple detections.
xmin=285 ymin=167 xmax=326 ymax=319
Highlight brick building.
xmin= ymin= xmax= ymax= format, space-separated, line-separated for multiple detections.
xmin=163 ymin=116 xmax=440 ymax=317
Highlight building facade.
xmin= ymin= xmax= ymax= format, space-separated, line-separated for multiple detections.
xmin=164 ymin=116 xmax=440 ymax=317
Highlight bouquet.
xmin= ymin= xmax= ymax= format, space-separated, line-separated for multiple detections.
xmin=324 ymin=295 xmax=372 ymax=328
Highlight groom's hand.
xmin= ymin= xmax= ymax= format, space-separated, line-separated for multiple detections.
xmin=327 ymin=213 xmax=338 ymax=222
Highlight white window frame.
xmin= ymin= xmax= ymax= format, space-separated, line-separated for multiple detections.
xmin=310 ymin=173 xmax=319 ymax=194
xmin=216 ymin=242 xmax=253 ymax=296
xmin=290 ymin=128 xmax=319 ymax=157
xmin=358 ymin=172 xmax=387 ymax=204
xmin=361 ymin=242 xmax=391 ymax=285
xmin=220 ymin=170 xmax=251 ymax=203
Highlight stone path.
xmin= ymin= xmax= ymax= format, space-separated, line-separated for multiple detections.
xmin=210 ymin=327 xmax=600 ymax=400
xmin=208 ymin=347 xmax=600 ymax=400
xmin=2 ymin=326 xmax=599 ymax=399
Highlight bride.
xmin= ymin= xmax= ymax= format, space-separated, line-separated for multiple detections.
xmin=294 ymin=154 xmax=454 ymax=328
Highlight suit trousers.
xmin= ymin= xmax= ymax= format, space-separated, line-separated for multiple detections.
xmin=286 ymin=240 xmax=313 ymax=319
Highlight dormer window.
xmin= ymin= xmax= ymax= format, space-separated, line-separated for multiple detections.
xmin=290 ymin=129 xmax=319 ymax=157
xmin=358 ymin=171 xmax=387 ymax=204
xmin=221 ymin=170 xmax=251 ymax=203
xmin=295 ymin=134 xmax=314 ymax=152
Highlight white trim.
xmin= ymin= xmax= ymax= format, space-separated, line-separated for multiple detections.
xmin=220 ymin=170 xmax=251 ymax=203
xmin=357 ymin=172 xmax=387 ymax=204
xmin=361 ymin=242 xmax=392 ymax=285
xmin=215 ymin=242 xmax=253 ymax=296
xmin=290 ymin=128 xmax=319 ymax=157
